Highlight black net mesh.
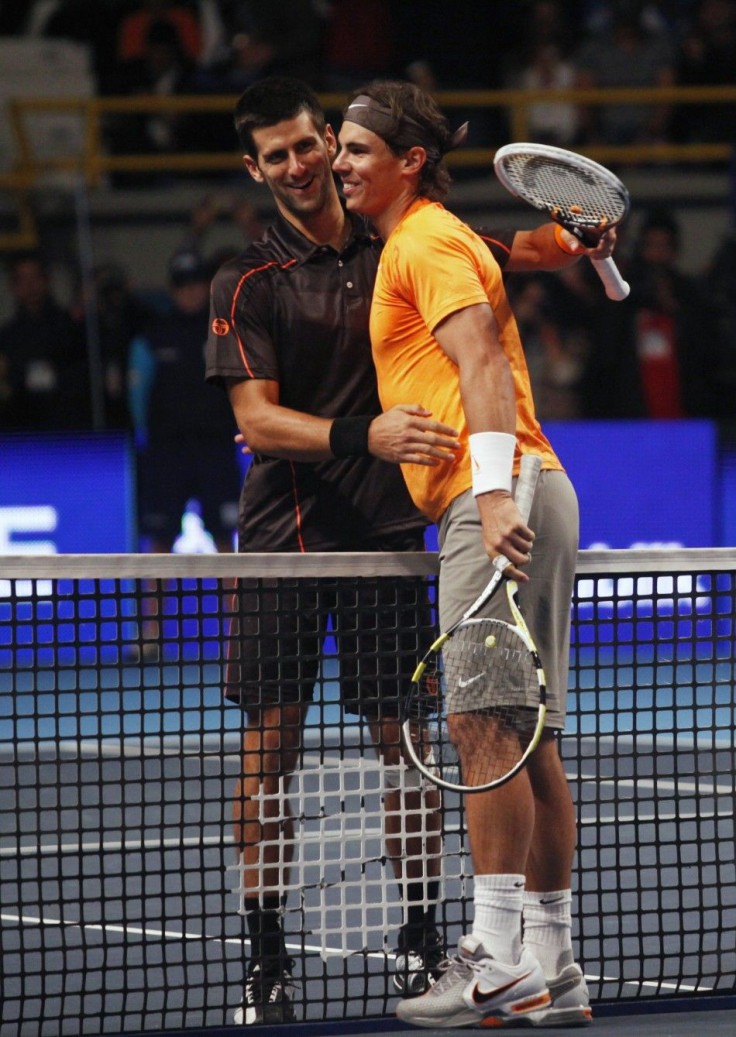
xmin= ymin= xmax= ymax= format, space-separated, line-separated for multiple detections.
xmin=1 ymin=552 xmax=734 ymax=1035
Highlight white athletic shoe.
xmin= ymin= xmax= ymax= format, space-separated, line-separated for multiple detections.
xmin=395 ymin=935 xmax=551 ymax=1029
xmin=233 ymin=961 xmax=296 ymax=1025
xmin=546 ymin=962 xmax=593 ymax=1026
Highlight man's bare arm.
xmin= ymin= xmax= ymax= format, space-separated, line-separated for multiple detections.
xmin=433 ymin=303 xmax=533 ymax=579
xmin=227 ymin=378 xmax=460 ymax=464
xmin=506 ymin=223 xmax=616 ymax=272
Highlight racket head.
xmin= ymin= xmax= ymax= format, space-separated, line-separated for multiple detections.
xmin=403 ymin=588 xmax=547 ymax=794
xmin=493 ymin=142 xmax=630 ymax=239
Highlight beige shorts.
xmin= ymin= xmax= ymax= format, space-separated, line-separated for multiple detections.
xmin=436 ymin=469 xmax=579 ymax=729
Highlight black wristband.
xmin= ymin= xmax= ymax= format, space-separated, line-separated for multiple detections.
xmin=329 ymin=415 xmax=375 ymax=458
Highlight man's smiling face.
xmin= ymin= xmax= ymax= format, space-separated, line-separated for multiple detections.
xmin=245 ymin=111 xmax=338 ymax=221
xmin=333 ymin=120 xmax=407 ymax=221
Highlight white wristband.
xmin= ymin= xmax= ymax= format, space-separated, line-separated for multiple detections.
xmin=469 ymin=431 xmax=515 ymax=497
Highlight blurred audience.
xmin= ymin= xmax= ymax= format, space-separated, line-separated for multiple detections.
xmin=672 ymin=0 xmax=736 ymax=143
xmin=106 ymin=16 xmax=201 ymax=157
xmin=505 ymin=1 xmax=583 ymax=146
xmin=1 ymin=0 xmax=734 ymax=439
xmin=0 ymin=252 xmax=91 ymax=430
xmin=71 ymin=262 xmax=153 ymax=429
xmin=575 ymin=0 xmax=676 ymax=144
xmin=127 ymin=248 xmax=239 ymax=552
xmin=194 ymin=0 xmax=326 ymax=92
xmin=507 ymin=272 xmax=593 ymax=419
xmin=581 ymin=209 xmax=719 ymax=417
xmin=115 ymin=1 xmax=206 ymax=66
xmin=321 ymin=0 xmax=395 ymax=90
xmin=9 ymin=0 xmax=733 ymax=153
xmin=179 ymin=193 xmax=266 ymax=270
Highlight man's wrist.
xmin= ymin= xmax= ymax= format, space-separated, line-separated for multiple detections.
xmin=469 ymin=431 xmax=515 ymax=496
xmin=554 ymin=224 xmax=584 ymax=255
xmin=329 ymin=415 xmax=375 ymax=458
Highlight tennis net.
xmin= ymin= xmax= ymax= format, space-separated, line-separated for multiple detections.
xmin=0 ymin=549 xmax=734 ymax=1035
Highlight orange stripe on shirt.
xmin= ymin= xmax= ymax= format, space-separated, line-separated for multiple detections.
xmin=230 ymin=259 xmax=298 ymax=377
xmin=288 ymin=461 xmax=307 ymax=552
xmin=478 ymin=234 xmax=512 ymax=256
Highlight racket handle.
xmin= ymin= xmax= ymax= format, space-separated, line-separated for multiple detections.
xmin=490 ymin=454 xmax=541 ymax=577
xmin=515 ymin=453 xmax=542 ymax=524
xmin=591 ymin=256 xmax=630 ymax=301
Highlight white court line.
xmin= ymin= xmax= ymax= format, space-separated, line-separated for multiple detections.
xmin=0 ymin=911 xmax=711 ymax=994
xmin=570 ymin=772 xmax=734 ymax=797
xmin=0 ymin=911 xmax=387 ymax=962
xmin=0 ymin=831 xmax=231 ymax=858
xmin=4 ymin=799 xmax=734 ymax=859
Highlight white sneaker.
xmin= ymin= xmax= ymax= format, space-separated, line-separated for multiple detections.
xmin=233 ymin=961 xmax=296 ymax=1025
xmin=546 ymin=962 xmax=593 ymax=1026
xmin=395 ymin=935 xmax=550 ymax=1028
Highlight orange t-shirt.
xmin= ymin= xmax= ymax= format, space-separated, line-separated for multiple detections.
xmin=370 ymin=197 xmax=562 ymax=522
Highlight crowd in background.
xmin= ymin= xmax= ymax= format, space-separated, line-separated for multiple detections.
xmin=2 ymin=200 xmax=734 ymax=436
xmin=1 ymin=0 xmax=736 ymax=543
xmin=0 ymin=1 xmax=735 ymax=150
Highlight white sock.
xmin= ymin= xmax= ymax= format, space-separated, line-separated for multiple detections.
xmin=472 ymin=873 xmax=524 ymax=965
xmin=522 ymin=889 xmax=574 ymax=979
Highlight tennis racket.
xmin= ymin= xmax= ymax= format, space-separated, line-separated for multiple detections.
xmin=493 ymin=142 xmax=630 ymax=302
xmin=402 ymin=453 xmax=546 ymax=794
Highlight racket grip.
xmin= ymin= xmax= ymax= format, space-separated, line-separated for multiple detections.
xmin=491 ymin=454 xmax=541 ymax=577
xmin=515 ymin=453 xmax=542 ymax=523
xmin=591 ymin=256 xmax=630 ymax=301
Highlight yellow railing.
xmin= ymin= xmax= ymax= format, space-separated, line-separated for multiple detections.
xmin=1 ymin=84 xmax=735 ymax=249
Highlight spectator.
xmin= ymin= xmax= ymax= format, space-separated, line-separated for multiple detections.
xmin=575 ymin=0 xmax=676 ymax=144
xmin=507 ymin=272 xmax=593 ymax=419
xmin=128 ymin=249 xmax=239 ymax=552
xmin=113 ymin=16 xmax=199 ymax=153
xmin=116 ymin=0 xmax=205 ymax=65
xmin=71 ymin=262 xmax=153 ymax=430
xmin=0 ymin=252 xmax=91 ymax=431
xmin=184 ymin=1 xmax=326 ymax=147
xmin=673 ymin=0 xmax=736 ymax=144
xmin=579 ymin=0 xmax=693 ymax=42
xmin=582 ymin=208 xmax=718 ymax=417
xmin=179 ymin=193 xmax=266 ymax=264
xmin=501 ymin=2 xmax=582 ymax=146
xmin=220 ymin=1 xmax=325 ymax=88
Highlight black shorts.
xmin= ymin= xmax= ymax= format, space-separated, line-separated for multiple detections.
xmin=224 ymin=532 xmax=435 ymax=718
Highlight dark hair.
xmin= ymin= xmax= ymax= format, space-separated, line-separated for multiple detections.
xmin=233 ymin=76 xmax=326 ymax=159
xmin=346 ymin=80 xmax=453 ymax=201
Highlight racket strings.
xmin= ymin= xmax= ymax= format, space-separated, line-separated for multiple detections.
xmin=503 ymin=156 xmax=627 ymax=226
xmin=408 ymin=619 xmax=542 ymax=790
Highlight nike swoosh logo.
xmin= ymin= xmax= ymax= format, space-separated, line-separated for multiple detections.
xmin=471 ymin=972 xmax=532 ymax=1005
xmin=457 ymin=672 xmax=486 ymax=688
xmin=539 ymin=896 xmax=566 ymax=905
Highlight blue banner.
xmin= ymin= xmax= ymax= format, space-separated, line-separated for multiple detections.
xmin=0 ymin=432 xmax=135 ymax=554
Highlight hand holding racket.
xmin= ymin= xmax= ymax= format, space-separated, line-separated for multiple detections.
xmin=402 ymin=454 xmax=546 ymax=794
xmin=494 ymin=142 xmax=630 ymax=302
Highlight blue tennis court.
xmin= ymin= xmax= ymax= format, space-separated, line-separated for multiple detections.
xmin=1 ymin=550 xmax=735 ymax=1035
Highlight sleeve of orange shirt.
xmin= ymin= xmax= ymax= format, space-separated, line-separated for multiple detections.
xmin=383 ymin=212 xmax=497 ymax=335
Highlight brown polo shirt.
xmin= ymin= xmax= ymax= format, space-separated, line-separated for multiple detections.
xmin=205 ymin=209 xmax=514 ymax=552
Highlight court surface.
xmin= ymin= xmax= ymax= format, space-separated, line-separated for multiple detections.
xmin=2 ymin=728 xmax=734 ymax=1036
xmin=2 ymin=554 xmax=735 ymax=1035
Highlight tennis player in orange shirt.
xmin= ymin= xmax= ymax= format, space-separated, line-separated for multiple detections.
xmin=334 ymin=80 xmax=600 ymax=1029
